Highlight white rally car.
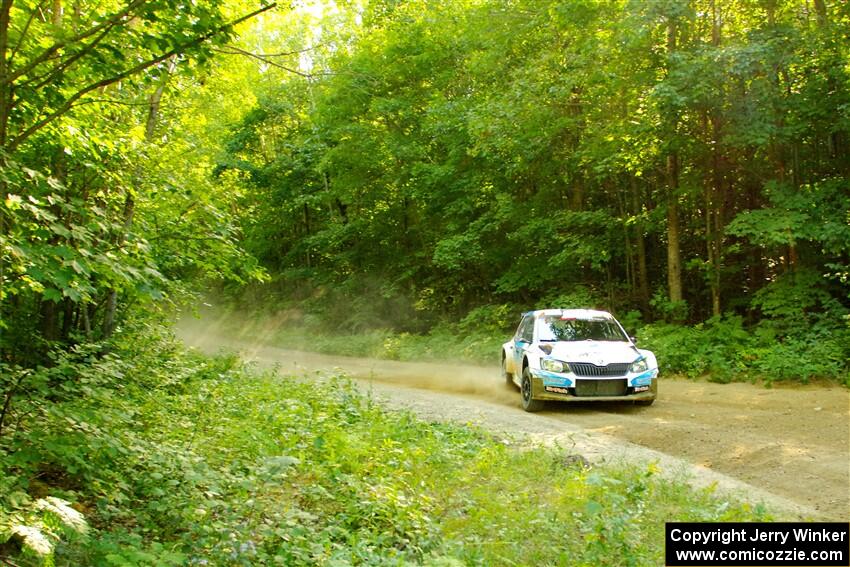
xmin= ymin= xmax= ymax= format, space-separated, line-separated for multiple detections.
xmin=501 ymin=309 xmax=658 ymax=411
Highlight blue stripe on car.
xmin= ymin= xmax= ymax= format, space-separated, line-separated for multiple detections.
xmin=531 ymin=369 xmax=573 ymax=387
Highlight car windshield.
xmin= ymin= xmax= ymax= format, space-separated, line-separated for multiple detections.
xmin=539 ymin=316 xmax=628 ymax=342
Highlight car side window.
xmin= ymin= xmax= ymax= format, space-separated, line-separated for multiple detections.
xmin=516 ymin=315 xmax=534 ymax=343
xmin=515 ymin=315 xmax=529 ymax=341
xmin=522 ymin=317 xmax=534 ymax=342
xmin=514 ymin=316 xmax=525 ymax=340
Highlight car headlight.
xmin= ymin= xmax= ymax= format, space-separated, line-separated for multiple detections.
xmin=630 ymin=358 xmax=649 ymax=373
xmin=541 ymin=358 xmax=567 ymax=373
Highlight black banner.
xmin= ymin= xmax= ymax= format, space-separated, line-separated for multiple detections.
xmin=666 ymin=522 xmax=850 ymax=566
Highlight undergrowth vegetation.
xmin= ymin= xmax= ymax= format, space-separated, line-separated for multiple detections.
xmin=1 ymin=329 xmax=770 ymax=565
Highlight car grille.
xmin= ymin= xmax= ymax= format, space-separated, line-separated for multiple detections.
xmin=568 ymin=362 xmax=630 ymax=377
xmin=574 ymin=379 xmax=628 ymax=397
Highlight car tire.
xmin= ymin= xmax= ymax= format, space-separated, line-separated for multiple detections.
xmin=521 ymin=366 xmax=544 ymax=412
xmin=502 ymin=354 xmax=516 ymax=388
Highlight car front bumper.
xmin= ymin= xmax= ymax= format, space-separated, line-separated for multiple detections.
xmin=529 ymin=369 xmax=658 ymax=402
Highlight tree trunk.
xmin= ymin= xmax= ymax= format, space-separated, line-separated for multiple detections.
xmin=666 ymin=153 xmax=683 ymax=305
xmin=303 ymin=202 xmax=311 ymax=268
xmin=570 ymin=176 xmax=584 ymax=211
xmin=103 ymin=60 xmax=173 ymax=339
xmin=81 ymin=302 xmax=92 ymax=337
xmin=40 ymin=300 xmax=59 ymax=341
xmin=52 ymin=0 xmax=64 ymax=25
xmin=61 ymin=297 xmax=74 ymax=339
xmin=813 ymin=0 xmax=828 ymax=27
xmin=708 ymin=7 xmax=723 ymax=317
xmin=630 ymin=177 xmax=650 ymax=314
xmin=665 ymin=16 xmax=683 ymax=307
xmin=612 ymin=180 xmax=635 ymax=295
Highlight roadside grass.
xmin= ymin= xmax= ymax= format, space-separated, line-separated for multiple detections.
xmin=1 ymin=330 xmax=771 ymax=566
xmin=271 ymin=327 xmax=501 ymax=366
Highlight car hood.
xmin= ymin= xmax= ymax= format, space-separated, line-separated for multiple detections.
xmin=546 ymin=341 xmax=641 ymax=365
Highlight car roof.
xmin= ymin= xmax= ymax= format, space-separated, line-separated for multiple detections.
xmin=523 ymin=308 xmax=614 ymax=319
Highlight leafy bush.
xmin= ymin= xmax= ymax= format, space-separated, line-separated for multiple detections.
xmin=649 ymin=288 xmax=688 ymax=322
xmin=639 ymin=314 xmax=850 ymax=384
xmin=638 ymin=316 xmax=749 ymax=381
xmin=456 ymin=303 xmax=520 ymax=335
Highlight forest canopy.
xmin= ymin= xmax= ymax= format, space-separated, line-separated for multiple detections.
xmin=218 ymin=0 xmax=849 ymax=335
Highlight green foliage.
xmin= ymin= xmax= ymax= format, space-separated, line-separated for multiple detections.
xmin=639 ymin=314 xmax=850 ymax=384
xmin=0 ymin=328 xmax=770 ymax=565
xmin=0 ymin=0 xmax=271 ymax=364
xmin=746 ymin=329 xmax=849 ymax=384
xmin=1 ymin=158 xmax=165 ymax=318
xmin=617 ymin=310 xmax=644 ymax=336
xmin=0 ymin=496 xmax=89 ymax=565
xmin=537 ymin=286 xmax=605 ymax=312
xmin=650 ymin=289 xmax=689 ymax=323
xmin=639 ymin=317 xmax=750 ymax=381
xmin=456 ymin=303 xmax=521 ymax=336
xmin=198 ymin=0 xmax=850 ymax=341
xmin=750 ymin=269 xmax=838 ymax=321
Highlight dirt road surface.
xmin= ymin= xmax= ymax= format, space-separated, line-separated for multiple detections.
xmin=177 ymin=319 xmax=849 ymax=521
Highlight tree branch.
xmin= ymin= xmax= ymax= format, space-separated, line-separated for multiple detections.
xmin=213 ymin=45 xmax=314 ymax=77
xmin=8 ymin=0 xmax=147 ymax=83
xmin=7 ymin=2 xmax=277 ymax=150
xmin=0 ymin=0 xmax=15 ymax=146
xmin=235 ymin=43 xmax=324 ymax=58
xmin=0 ymin=554 xmax=23 ymax=567
xmin=8 ymin=0 xmax=47 ymax=66
xmin=22 ymin=9 xmax=126 ymax=93
xmin=213 ymin=45 xmax=337 ymax=78
xmin=70 ymin=97 xmax=164 ymax=108
xmin=0 ymin=367 xmax=28 ymax=440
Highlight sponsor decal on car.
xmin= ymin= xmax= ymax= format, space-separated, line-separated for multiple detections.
xmin=533 ymin=369 xmax=573 ymax=386
xmin=631 ymin=370 xmax=657 ymax=386
xmin=545 ymin=386 xmax=571 ymax=394
xmin=633 ymin=385 xmax=651 ymax=392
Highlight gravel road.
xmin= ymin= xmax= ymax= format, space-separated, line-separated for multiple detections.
xmin=178 ymin=319 xmax=849 ymax=521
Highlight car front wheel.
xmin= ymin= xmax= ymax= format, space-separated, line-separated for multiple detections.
xmin=521 ymin=366 xmax=544 ymax=412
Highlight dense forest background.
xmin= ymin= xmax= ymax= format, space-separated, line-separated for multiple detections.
xmin=216 ymin=0 xmax=850 ymax=379
xmin=229 ymin=0 xmax=850 ymax=329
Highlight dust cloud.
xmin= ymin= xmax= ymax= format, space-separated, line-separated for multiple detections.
xmin=175 ymin=303 xmax=520 ymax=406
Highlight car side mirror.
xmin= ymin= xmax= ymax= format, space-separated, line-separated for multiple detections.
xmin=630 ymin=336 xmax=638 ymax=345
